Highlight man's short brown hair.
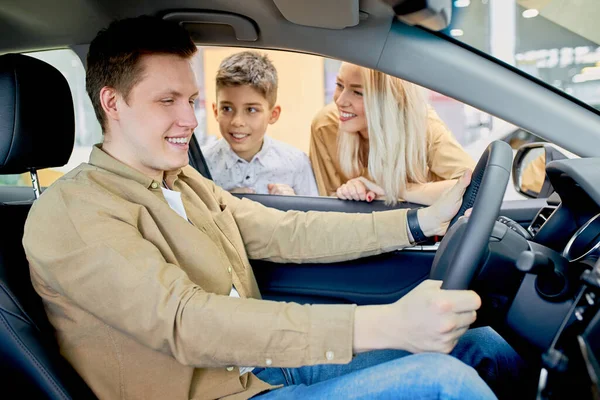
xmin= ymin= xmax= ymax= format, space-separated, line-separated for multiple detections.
xmin=86 ymin=16 xmax=197 ymax=132
xmin=216 ymin=51 xmax=278 ymax=107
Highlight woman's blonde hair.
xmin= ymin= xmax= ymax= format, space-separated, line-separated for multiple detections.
xmin=337 ymin=66 xmax=429 ymax=205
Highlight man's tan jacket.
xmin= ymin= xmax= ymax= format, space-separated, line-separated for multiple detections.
xmin=23 ymin=145 xmax=412 ymax=400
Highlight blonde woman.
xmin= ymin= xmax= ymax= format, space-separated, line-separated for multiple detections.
xmin=310 ymin=63 xmax=475 ymax=205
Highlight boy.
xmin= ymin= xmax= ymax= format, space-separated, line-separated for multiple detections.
xmin=202 ymin=51 xmax=319 ymax=196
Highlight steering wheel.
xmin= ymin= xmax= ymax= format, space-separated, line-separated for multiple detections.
xmin=429 ymin=140 xmax=513 ymax=290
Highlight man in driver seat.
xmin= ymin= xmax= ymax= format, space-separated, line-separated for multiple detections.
xmin=23 ymin=16 xmax=528 ymax=400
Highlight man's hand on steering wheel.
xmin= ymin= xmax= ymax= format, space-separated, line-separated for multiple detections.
xmin=417 ymin=170 xmax=472 ymax=237
xmin=429 ymin=141 xmax=514 ymax=290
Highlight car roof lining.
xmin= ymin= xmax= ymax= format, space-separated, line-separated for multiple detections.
xmin=3 ymin=0 xmax=600 ymax=157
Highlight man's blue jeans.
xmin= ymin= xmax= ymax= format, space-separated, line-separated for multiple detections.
xmin=252 ymin=327 xmax=528 ymax=399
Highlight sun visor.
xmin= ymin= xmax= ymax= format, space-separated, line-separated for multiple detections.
xmin=273 ymin=0 xmax=360 ymax=29
xmin=163 ymin=12 xmax=259 ymax=42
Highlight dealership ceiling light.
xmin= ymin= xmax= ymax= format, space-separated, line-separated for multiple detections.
xmin=450 ymin=29 xmax=464 ymax=37
xmin=522 ymin=9 xmax=539 ymax=18
xmin=572 ymin=66 xmax=600 ymax=83
xmin=454 ymin=0 xmax=470 ymax=7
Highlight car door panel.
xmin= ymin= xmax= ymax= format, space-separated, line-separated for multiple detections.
xmin=238 ymin=193 xmax=546 ymax=304
xmin=238 ymin=195 xmax=431 ymax=305
xmin=252 ymin=250 xmax=433 ymax=305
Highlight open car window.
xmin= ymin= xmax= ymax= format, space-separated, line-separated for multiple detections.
xmin=195 ymin=47 xmax=539 ymax=201
xmin=3 ymin=45 xmax=551 ymax=202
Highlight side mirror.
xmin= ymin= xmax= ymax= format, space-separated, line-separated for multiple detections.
xmin=383 ymin=0 xmax=452 ymax=31
xmin=512 ymin=143 xmax=569 ymax=199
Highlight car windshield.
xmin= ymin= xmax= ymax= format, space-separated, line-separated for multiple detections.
xmin=440 ymin=0 xmax=600 ymax=110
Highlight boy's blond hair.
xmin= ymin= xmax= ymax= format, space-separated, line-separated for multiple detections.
xmin=216 ymin=51 xmax=278 ymax=107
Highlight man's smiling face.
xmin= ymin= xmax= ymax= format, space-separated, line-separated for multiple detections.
xmin=104 ymin=53 xmax=199 ymax=178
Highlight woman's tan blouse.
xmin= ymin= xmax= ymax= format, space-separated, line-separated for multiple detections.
xmin=309 ymin=103 xmax=476 ymax=196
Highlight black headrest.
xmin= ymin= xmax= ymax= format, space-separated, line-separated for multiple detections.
xmin=0 ymin=54 xmax=75 ymax=174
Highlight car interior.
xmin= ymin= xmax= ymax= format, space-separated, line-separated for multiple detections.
xmin=2 ymin=0 xmax=600 ymax=399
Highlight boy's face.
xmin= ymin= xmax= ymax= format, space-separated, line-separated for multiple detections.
xmin=213 ymin=85 xmax=280 ymax=161
xmin=103 ymin=53 xmax=199 ymax=179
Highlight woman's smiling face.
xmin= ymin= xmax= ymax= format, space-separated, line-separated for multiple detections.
xmin=333 ymin=63 xmax=368 ymax=138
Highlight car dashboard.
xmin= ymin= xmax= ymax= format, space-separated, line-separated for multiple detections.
xmin=531 ymin=158 xmax=600 ymax=265
xmin=523 ymin=158 xmax=600 ymax=399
